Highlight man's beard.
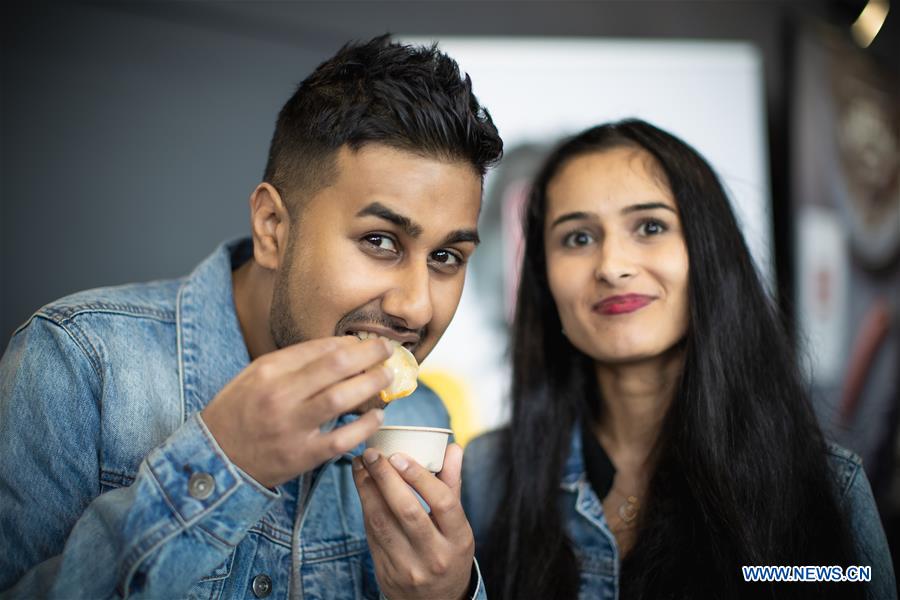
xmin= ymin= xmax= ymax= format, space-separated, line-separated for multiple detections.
xmin=269 ymin=237 xmax=426 ymax=352
xmin=268 ymin=249 xmax=426 ymax=415
xmin=270 ymin=258 xmax=303 ymax=350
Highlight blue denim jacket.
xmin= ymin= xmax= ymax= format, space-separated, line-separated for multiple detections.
xmin=0 ymin=239 xmax=486 ymax=600
xmin=462 ymin=427 xmax=897 ymax=600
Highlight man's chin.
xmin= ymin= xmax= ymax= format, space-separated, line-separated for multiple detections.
xmin=348 ymin=395 xmax=387 ymax=416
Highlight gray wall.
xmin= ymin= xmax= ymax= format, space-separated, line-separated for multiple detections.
xmin=3 ymin=1 xmax=898 ymax=341
xmin=1 ymin=2 xmax=342 ymax=339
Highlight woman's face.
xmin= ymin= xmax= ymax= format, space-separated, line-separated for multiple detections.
xmin=544 ymin=146 xmax=689 ymax=364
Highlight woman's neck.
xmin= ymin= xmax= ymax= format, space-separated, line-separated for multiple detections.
xmin=592 ymin=348 xmax=684 ymax=471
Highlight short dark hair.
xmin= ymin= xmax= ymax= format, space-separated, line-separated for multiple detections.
xmin=263 ymin=34 xmax=503 ymax=211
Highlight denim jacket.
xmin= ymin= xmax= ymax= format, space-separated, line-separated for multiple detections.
xmin=462 ymin=427 xmax=897 ymax=600
xmin=0 ymin=239 xmax=486 ymax=600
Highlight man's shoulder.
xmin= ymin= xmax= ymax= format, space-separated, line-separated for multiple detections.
xmin=23 ymin=278 xmax=183 ymax=333
xmin=382 ymin=382 xmax=451 ymax=428
xmin=9 ymin=278 xmax=185 ymax=372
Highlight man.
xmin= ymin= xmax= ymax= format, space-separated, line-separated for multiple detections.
xmin=0 ymin=35 xmax=503 ymax=599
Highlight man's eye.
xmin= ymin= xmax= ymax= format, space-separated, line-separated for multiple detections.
xmin=431 ymin=250 xmax=460 ymax=265
xmin=563 ymin=231 xmax=595 ymax=248
xmin=429 ymin=249 xmax=464 ymax=272
xmin=637 ymin=220 xmax=668 ymax=236
xmin=362 ymin=234 xmax=398 ymax=253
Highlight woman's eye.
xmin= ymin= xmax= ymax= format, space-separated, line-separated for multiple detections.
xmin=638 ymin=220 xmax=667 ymax=236
xmin=563 ymin=231 xmax=595 ymax=248
xmin=362 ymin=234 xmax=398 ymax=253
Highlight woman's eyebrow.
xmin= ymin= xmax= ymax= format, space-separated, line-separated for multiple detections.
xmin=549 ymin=211 xmax=596 ymax=229
xmin=550 ymin=202 xmax=676 ymax=229
xmin=621 ymin=202 xmax=677 ymax=215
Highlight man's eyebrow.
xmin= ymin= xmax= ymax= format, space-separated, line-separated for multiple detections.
xmin=355 ymin=202 xmax=423 ymax=238
xmin=440 ymin=229 xmax=480 ymax=247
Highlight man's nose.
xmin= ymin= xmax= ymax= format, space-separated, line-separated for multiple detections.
xmin=381 ymin=262 xmax=433 ymax=331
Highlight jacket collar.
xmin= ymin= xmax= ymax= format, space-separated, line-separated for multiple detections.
xmin=176 ymin=238 xmax=253 ymax=420
xmin=562 ymin=422 xmax=616 ymax=541
xmin=561 ymin=423 xmax=586 ymax=489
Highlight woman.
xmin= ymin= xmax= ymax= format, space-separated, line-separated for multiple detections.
xmin=461 ymin=119 xmax=895 ymax=599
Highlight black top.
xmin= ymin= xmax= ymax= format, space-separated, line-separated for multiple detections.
xmin=581 ymin=419 xmax=616 ymax=500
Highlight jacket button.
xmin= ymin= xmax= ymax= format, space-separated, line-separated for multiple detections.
xmin=188 ymin=472 xmax=215 ymax=500
xmin=251 ymin=574 xmax=272 ymax=598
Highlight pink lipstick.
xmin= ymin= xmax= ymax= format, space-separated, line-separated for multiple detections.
xmin=594 ymin=294 xmax=654 ymax=315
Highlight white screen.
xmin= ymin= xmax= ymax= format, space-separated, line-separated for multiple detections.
xmin=402 ymin=38 xmax=772 ymax=440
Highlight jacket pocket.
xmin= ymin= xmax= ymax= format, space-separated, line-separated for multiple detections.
xmin=185 ymin=549 xmax=236 ymax=600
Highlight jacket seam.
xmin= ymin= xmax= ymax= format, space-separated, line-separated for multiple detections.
xmin=38 ymin=303 xmax=175 ymax=323
xmin=824 ymin=443 xmax=863 ymax=500
xmin=247 ymin=526 xmax=292 ymax=549
xmin=175 ymin=283 xmax=187 ymax=426
xmin=840 ymin=461 xmax=861 ymax=501
xmin=26 ymin=315 xmax=104 ymax=394
xmin=146 ymin=456 xmax=243 ymax=534
xmin=302 ymin=544 xmax=368 ymax=564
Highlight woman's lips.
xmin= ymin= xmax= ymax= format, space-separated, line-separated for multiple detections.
xmin=593 ymin=294 xmax=654 ymax=315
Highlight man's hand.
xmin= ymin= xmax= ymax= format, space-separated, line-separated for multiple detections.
xmin=202 ymin=336 xmax=393 ymax=488
xmin=353 ymin=444 xmax=475 ymax=600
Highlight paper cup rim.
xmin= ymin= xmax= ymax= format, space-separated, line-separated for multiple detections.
xmin=376 ymin=426 xmax=453 ymax=434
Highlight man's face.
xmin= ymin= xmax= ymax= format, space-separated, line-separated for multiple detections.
xmin=270 ymin=144 xmax=482 ymax=364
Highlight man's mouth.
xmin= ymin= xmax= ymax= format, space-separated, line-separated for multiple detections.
xmin=344 ymin=328 xmax=418 ymax=352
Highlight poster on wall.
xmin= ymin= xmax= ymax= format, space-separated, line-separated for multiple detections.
xmin=792 ymin=25 xmax=900 ymax=505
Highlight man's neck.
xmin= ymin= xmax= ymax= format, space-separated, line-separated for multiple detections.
xmin=232 ymin=260 xmax=277 ymax=360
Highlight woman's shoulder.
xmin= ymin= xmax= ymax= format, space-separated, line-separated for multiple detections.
xmin=823 ymin=441 xmax=864 ymax=501
xmin=465 ymin=428 xmax=506 ymax=461
xmin=824 ymin=441 xmax=897 ymax=598
xmin=462 ymin=427 xmax=507 ymax=491
xmin=461 ymin=428 xmax=509 ymax=542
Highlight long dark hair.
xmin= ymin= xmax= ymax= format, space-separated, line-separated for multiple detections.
xmin=483 ymin=119 xmax=862 ymax=599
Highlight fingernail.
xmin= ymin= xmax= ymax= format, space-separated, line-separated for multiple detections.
xmin=371 ymin=408 xmax=384 ymax=423
xmin=363 ymin=448 xmax=380 ymax=465
xmin=389 ymin=454 xmax=409 ymax=472
xmin=352 ymin=456 xmax=363 ymax=471
xmin=382 ymin=339 xmax=393 ymax=354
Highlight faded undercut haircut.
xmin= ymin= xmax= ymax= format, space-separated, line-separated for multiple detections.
xmin=263 ymin=34 xmax=504 ymax=214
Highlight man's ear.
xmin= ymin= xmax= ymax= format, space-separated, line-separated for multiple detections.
xmin=249 ymin=183 xmax=291 ymax=270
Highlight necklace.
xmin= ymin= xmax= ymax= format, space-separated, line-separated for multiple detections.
xmin=608 ymin=486 xmax=640 ymax=530
xmin=617 ymin=493 xmax=640 ymax=524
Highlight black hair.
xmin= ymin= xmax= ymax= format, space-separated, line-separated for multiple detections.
xmin=263 ymin=34 xmax=503 ymax=212
xmin=483 ymin=119 xmax=863 ymax=599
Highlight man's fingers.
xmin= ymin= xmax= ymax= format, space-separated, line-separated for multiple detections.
xmin=302 ymin=365 xmax=392 ymax=422
xmin=292 ymin=338 xmax=393 ymax=400
xmin=385 ymin=451 xmax=470 ymax=543
xmin=268 ymin=335 xmax=357 ymax=372
xmin=311 ymin=409 xmax=384 ymax=461
xmin=361 ymin=449 xmax=440 ymax=548
xmin=437 ymin=443 xmax=463 ymax=499
xmin=352 ymin=456 xmax=414 ymax=572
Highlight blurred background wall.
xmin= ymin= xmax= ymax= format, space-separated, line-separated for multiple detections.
xmin=3 ymin=0 xmax=898 ymax=576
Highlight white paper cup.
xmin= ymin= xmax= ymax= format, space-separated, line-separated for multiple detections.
xmin=366 ymin=426 xmax=453 ymax=473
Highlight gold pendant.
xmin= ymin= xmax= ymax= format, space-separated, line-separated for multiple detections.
xmin=618 ymin=495 xmax=639 ymax=523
